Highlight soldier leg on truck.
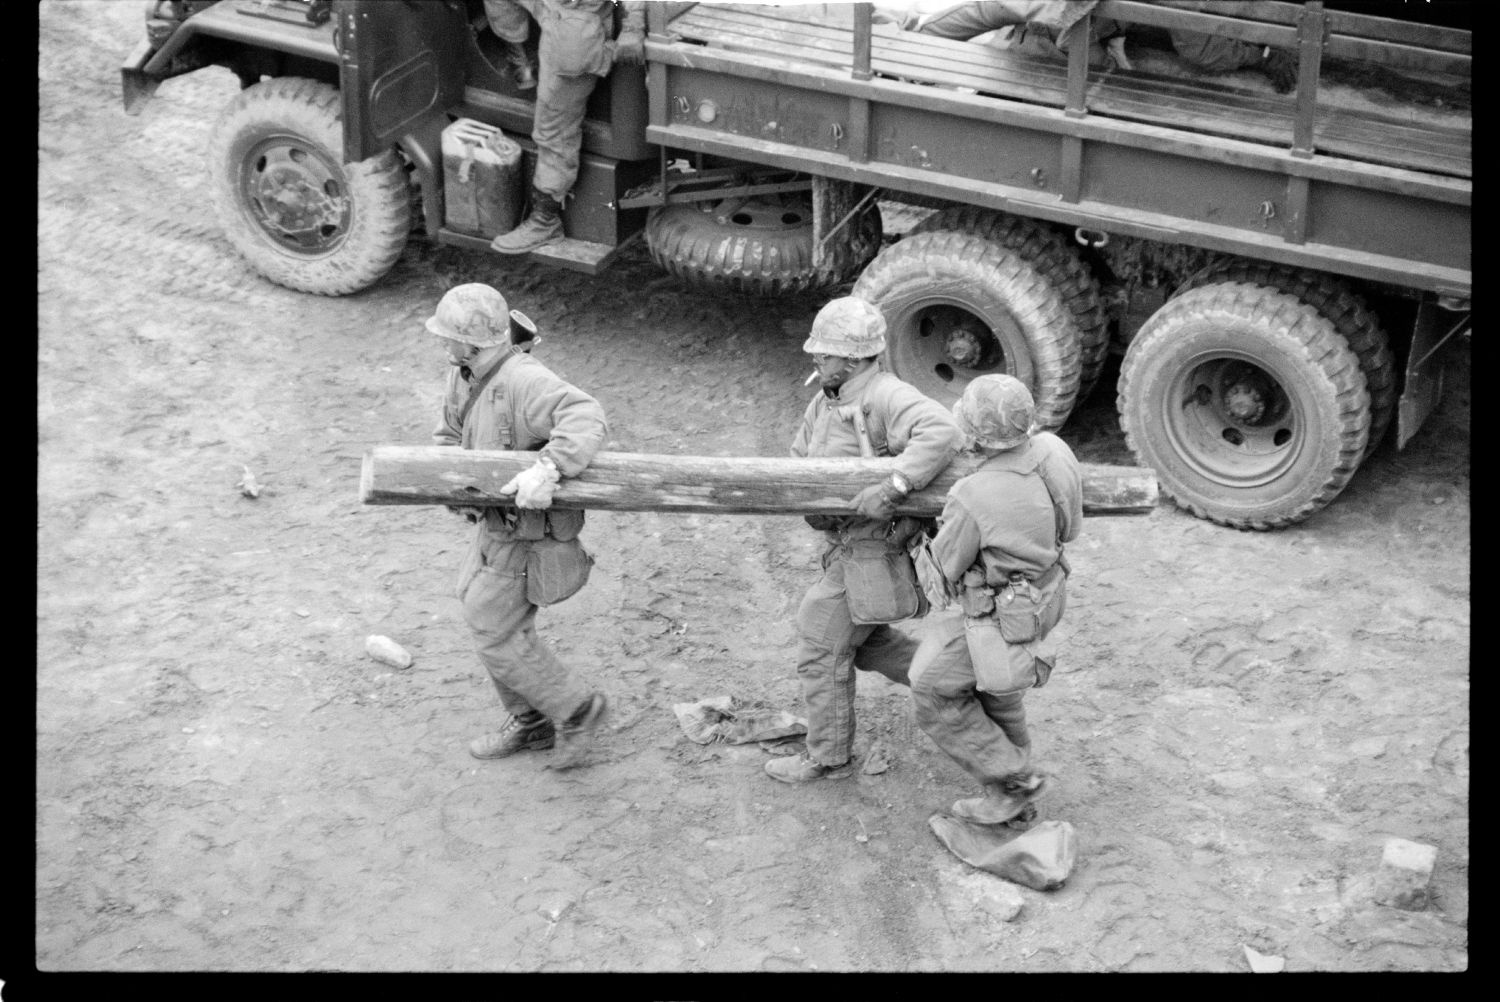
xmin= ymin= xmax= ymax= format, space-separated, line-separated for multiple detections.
xmin=483 ymin=1 xmax=645 ymax=254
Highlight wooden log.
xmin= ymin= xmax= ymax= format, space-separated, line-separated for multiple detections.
xmin=360 ymin=447 xmax=1158 ymax=516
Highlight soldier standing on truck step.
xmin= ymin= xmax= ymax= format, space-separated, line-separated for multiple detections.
xmin=482 ymin=0 xmax=647 ymax=254
xmin=430 ymin=283 xmax=610 ymax=769
xmin=766 ymin=296 xmax=964 ymax=784
xmin=908 ymin=375 xmax=1083 ymax=827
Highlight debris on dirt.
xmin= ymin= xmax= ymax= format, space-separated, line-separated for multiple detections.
xmin=672 ymin=694 xmax=807 ymax=744
xmin=978 ymin=880 xmax=1026 ymax=922
xmin=1243 ymin=945 xmax=1286 ymax=973
xmin=1373 ymin=838 xmax=1439 ymax=911
xmin=928 ymin=816 xmax=1078 ymax=891
xmin=365 ymin=635 xmax=413 ymax=670
xmin=236 ymin=465 xmax=261 ymax=498
xmin=861 ymin=739 xmax=894 ymax=774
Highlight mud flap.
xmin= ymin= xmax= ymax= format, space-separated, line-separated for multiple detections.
xmin=1396 ymin=300 xmax=1469 ymax=449
xmin=121 ymin=40 xmax=160 ymax=116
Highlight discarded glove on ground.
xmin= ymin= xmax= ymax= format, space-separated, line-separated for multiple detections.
xmin=928 ymin=816 xmax=1078 ymax=891
xmin=672 ymin=694 xmax=808 ymax=745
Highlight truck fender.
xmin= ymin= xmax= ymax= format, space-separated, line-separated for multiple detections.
xmin=121 ymin=1 xmax=337 ymax=113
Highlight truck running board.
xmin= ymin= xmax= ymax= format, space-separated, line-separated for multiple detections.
xmin=436 ymin=228 xmax=625 ymax=276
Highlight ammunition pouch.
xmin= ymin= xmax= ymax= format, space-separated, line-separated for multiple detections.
xmin=962 ymin=562 xmax=1067 ymax=694
xmin=524 ymin=535 xmax=594 ymax=606
xmin=993 ymin=562 xmax=1067 ymax=644
xmin=840 ymin=538 xmax=927 ymax=625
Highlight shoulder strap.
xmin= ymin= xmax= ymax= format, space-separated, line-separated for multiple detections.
xmin=457 ymin=347 xmax=520 ymax=431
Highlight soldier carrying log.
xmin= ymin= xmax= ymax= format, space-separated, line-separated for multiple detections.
xmin=428 ymin=283 xmax=610 ymax=770
xmin=909 ymin=374 xmax=1083 ymax=828
xmin=763 ymin=296 xmax=965 ymax=785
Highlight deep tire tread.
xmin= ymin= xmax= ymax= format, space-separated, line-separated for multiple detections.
xmin=1181 ymin=260 xmax=1395 ymax=460
xmin=208 ymin=77 xmax=411 ymax=297
xmin=910 ymin=207 xmax=1109 ymax=400
xmin=1118 ymin=281 xmax=1368 ymax=529
xmin=852 ymin=230 xmax=1081 ymax=430
xmin=644 ymin=201 xmax=881 ymax=297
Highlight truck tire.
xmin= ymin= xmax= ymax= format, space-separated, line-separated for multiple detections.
xmin=851 ymin=230 xmax=1082 ymax=430
xmin=208 ymin=77 xmax=412 ymax=296
xmin=1179 ymin=261 xmax=1397 ymax=461
xmin=909 ymin=206 xmax=1109 ymax=402
xmin=1118 ymin=281 xmax=1369 ymax=530
xmin=644 ymin=196 xmax=880 ymax=296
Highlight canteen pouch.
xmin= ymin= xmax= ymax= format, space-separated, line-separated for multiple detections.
xmin=842 ymin=540 xmax=926 ymax=625
xmin=525 ymin=536 xmax=594 ymax=606
xmin=993 ymin=569 xmax=1067 ymax=644
xmin=964 ymin=615 xmax=1049 ymax=695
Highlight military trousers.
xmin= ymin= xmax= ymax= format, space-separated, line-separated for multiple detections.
xmin=483 ymin=0 xmax=604 ymax=200
xmin=795 ymin=555 xmax=917 ymax=767
xmin=459 ymin=529 xmax=591 ymax=722
xmin=910 ymin=608 xmax=1033 ymax=784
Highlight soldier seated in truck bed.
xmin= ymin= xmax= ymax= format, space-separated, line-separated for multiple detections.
xmin=884 ymin=0 xmax=1469 ymax=118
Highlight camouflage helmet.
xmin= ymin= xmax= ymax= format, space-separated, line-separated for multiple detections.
xmin=425 ymin=283 xmax=511 ymax=348
xmin=953 ymin=374 xmax=1035 ymax=451
xmin=802 ymin=296 xmax=887 ymax=358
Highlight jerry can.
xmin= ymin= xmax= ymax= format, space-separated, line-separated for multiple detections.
xmin=441 ymin=118 xmax=523 ymax=237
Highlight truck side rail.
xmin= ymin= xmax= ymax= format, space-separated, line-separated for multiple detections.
xmin=643 ymin=2 xmax=1469 ymax=298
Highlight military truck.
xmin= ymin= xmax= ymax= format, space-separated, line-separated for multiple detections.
xmin=121 ymin=0 xmax=1470 ymax=529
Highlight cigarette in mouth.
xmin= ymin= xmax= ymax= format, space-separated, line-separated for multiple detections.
xmin=804 ymin=368 xmax=820 ymax=385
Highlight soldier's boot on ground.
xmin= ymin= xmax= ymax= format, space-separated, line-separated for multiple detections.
xmin=549 ymin=692 xmax=608 ymax=770
xmin=468 ymin=710 xmax=555 ymax=760
xmin=502 ymin=40 xmax=537 ymax=91
xmin=950 ymin=774 xmax=1049 ymax=825
xmin=490 ymin=188 xmax=564 ymax=254
xmin=764 ymin=752 xmax=855 ymax=784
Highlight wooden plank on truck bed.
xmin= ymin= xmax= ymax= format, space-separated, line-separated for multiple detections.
xmin=667 ymin=3 xmax=1469 ymax=179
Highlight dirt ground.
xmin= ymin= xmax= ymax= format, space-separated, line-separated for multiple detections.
xmin=33 ymin=0 xmax=1468 ymax=977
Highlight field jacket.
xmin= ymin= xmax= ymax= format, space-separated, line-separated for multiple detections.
xmin=434 ymin=348 xmax=607 ymax=539
xmin=792 ymin=364 xmax=963 ymax=543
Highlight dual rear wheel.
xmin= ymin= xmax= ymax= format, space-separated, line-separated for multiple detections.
xmin=846 ymin=208 xmax=1392 ymax=529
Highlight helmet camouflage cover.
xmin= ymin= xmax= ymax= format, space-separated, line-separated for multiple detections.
xmin=953 ymin=374 xmax=1036 ymax=450
xmin=802 ymin=296 xmax=887 ymax=358
xmin=425 ymin=283 xmax=511 ymax=348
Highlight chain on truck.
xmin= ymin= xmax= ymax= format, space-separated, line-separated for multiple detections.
xmin=121 ymin=0 xmax=1471 ymax=530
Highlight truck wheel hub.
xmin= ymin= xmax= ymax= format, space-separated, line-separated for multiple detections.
xmin=944 ymin=324 xmax=986 ymax=367
xmin=1222 ymin=379 xmax=1268 ymax=424
xmin=243 ymin=138 xmax=350 ymax=250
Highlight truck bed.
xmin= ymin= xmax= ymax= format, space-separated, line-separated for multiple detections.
xmin=668 ymin=3 xmax=1470 ymax=179
xmin=646 ymin=2 xmax=1470 ymax=296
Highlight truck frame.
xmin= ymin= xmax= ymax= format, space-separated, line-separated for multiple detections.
xmin=121 ymin=0 xmax=1471 ymax=529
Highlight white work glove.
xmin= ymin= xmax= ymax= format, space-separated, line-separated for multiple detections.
xmin=498 ymin=456 xmax=562 ymax=509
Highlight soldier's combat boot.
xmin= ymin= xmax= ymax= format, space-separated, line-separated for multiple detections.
xmin=764 ymin=752 xmax=855 ymax=784
xmin=502 ymin=40 xmax=537 ymax=91
xmin=550 ymin=692 xmax=608 ymax=770
xmin=469 ymin=711 xmax=555 ymax=760
xmin=950 ymin=774 xmax=1048 ymax=825
xmin=490 ymin=188 xmax=564 ymax=254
